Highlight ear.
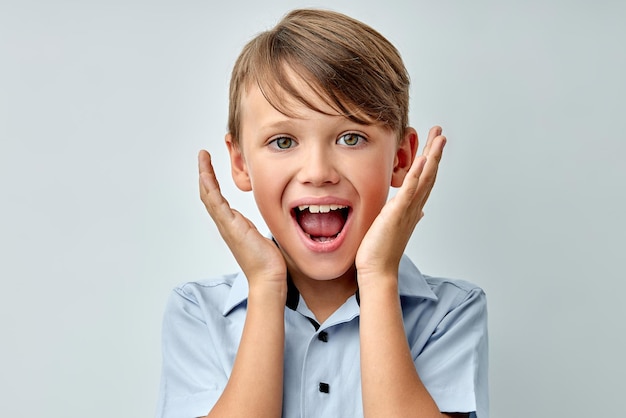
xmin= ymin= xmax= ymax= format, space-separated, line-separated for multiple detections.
xmin=391 ymin=127 xmax=419 ymax=187
xmin=225 ymin=133 xmax=252 ymax=191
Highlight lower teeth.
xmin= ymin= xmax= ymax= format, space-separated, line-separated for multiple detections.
xmin=308 ymin=234 xmax=337 ymax=242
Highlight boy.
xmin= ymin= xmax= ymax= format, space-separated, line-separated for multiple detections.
xmin=156 ymin=8 xmax=488 ymax=418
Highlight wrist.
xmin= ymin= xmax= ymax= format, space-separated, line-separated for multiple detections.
xmin=247 ymin=280 xmax=288 ymax=305
xmin=356 ymin=272 xmax=399 ymax=296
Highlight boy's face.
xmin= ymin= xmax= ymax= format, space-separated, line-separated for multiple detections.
xmin=227 ymin=82 xmax=414 ymax=284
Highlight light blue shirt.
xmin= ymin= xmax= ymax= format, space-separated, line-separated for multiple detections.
xmin=156 ymin=255 xmax=489 ymax=417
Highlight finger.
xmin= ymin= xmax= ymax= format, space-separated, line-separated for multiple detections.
xmin=198 ymin=150 xmax=236 ymax=225
xmin=420 ymin=136 xmax=445 ymax=188
xmin=198 ymin=150 xmax=221 ymax=194
xmin=398 ymin=132 xmax=446 ymax=208
xmin=395 ymin=155 xmax=427 ymax=204
xmin=416 ymin=135 xmax=446 ymax=205
xmin=421 ymin=125 xmax=442 ymax=157
xmin=228 ymin=208 xmax=257 ymax=229
xmin=198 ymin=150 xmax=220 ymax=199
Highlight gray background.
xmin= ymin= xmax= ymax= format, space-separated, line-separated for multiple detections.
xmin=1 ymin=0 xmax=624 ymax=417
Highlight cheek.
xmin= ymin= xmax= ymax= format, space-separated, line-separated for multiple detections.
xmin=363 ymin=181 xmax=391 ymax=212
xmin=247 ymin=163 xmax=289 ymax=210
xmin=246 ymin=158 xmax=273 ymax=188
xmin=357 ymin=154 xmax=395 ymax=187
xmin=353 ymin=164 xmax=393 ymax=210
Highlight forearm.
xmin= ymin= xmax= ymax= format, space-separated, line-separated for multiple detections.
xmin=206 ymin=283 xmax=286 ymax=418
xmin=359 ymin=277 xmax=442 ymax=418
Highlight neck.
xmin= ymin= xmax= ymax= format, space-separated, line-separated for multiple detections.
xmin=289 ymin=266 xmax=358 ymax=324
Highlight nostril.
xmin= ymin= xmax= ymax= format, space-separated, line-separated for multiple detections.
xmin=298 ymin=159 xmax=340 ymax=185
xmin=291 ymin=144 xmax=340 ymax=185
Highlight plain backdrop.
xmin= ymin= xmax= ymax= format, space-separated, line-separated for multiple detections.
xmin=1 ymin=0 xmax=624 ymax=417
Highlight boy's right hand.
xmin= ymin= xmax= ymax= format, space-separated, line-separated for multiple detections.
xmin=198 ymin=150 xmax=287 ymax=294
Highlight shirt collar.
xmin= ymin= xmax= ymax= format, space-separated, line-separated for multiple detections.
xmin=397 ymin=254 xmax=438 ymax=300
xmin=222 ymin=254 xmax=437 ymax=316
xmin=222 ymin=270 xmax=249 ymax=316
xmin=221 ymin=270 xmax=303 ymax=316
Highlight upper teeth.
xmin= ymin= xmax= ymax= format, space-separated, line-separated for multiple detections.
xmin=298 ymin=204 xmax=347 ymax=214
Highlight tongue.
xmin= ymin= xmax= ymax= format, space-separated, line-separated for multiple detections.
xmin=298 ymin=211 xmax=345 ymax=237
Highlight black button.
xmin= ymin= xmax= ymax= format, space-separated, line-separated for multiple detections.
xmin=319 ymin=382 xmax=330 ymax=393
xmin=318 ymin=331 xmax=328 ymax=342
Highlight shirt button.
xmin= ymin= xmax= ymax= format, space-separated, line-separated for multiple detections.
xmin=317 ymin=331 xmax=328 ymax=342
xmin=319 ymin=382 xmax=330 ymax=393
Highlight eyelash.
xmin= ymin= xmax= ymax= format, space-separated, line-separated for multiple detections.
xmin=268 ymin=132 xmax=367 ymax=150
xmin=269 ymin=136 xmax=296 ymax=150
xmin=337 ymin=132 xmax=366 ymax=147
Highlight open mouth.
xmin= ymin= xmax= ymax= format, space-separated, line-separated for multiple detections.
xmin=294 ymin=204 xmax=350 ymax=242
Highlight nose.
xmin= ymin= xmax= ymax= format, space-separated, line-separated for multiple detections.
xmin=296 ymin=145 xmax=340 ymax=186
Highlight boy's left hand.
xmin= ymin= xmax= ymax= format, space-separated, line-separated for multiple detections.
xmin=355 ymin=126 xmax=446 ymax=286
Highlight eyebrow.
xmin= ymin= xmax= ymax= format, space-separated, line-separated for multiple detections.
xmin=265 ymin=112 xmax=369 ymax=129
xmin=253 ymin=118 xmax=302 ymax=137
xmin=263 ymin=118 xmax=300 ymax=129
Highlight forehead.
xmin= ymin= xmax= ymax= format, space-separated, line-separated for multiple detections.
xmin=238 ymin=84 xmax=337 ymax=136
xmin=245 ymin=62 xmax=377 ymax=126
xmin=241 ymin=75 xmax=339 ymax=121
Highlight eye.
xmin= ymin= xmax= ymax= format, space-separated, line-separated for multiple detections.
xmin=337 ymin=133 xmax=365 ymax=147
xmin=269 ymin=136 xmax=296 ymax=150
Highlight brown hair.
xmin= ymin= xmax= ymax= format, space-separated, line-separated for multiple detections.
xmin=228 ymin=8 xmax=410 ymax=144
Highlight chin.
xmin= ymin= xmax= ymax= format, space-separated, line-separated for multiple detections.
xmin=291 ymin=256 xmax=356 ymax=282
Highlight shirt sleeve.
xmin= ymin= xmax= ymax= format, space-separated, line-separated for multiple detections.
xmin=415 ymin=283 xmax=489 ymax=418
xmin=155 ymin=286 xmax=230 ymax=418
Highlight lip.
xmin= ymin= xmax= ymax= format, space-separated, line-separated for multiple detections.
xmin=290 ymin=196 xmax=353 ymax=253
